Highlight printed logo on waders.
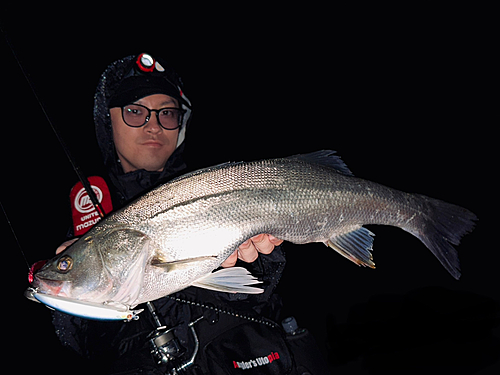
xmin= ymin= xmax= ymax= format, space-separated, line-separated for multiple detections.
xmin=233 ymin=351 xmax=280 ymax=370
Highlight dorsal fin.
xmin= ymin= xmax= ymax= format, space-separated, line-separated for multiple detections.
xmin=287 ymin=150 xmax=354 ymax=176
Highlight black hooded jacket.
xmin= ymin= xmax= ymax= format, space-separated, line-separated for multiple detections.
xmin=52 ymin=55 xmax=329 ymax=374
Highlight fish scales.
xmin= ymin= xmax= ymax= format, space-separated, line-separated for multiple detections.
xmin=30 ymin=151 xmax=477 ymax=319
xmin=120 ymin=158 xmax=423 ymax=304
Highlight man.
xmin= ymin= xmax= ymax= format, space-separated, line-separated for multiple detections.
xmin=53 ymin=53 xmax=328 ymax=374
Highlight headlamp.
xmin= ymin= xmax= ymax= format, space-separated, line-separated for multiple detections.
xmin=136 ymin=53 xmax=155 ymax=73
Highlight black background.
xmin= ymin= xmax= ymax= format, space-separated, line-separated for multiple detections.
xmin=1 ymin=5 xmax=495 ymax=374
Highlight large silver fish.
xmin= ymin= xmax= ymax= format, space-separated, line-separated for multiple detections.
xmin=29 ymin=151 xmax=476 ymax=319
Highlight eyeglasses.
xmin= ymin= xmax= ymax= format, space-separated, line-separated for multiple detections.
xmin=121 ymin=103 xmax=186 ymax=130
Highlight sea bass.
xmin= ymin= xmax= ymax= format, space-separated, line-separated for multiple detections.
xmin=29 ymin=151 xmax=477 ymax=319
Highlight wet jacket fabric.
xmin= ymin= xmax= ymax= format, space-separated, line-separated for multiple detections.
xmin=52 ymin=55 xmax=330 ymax=374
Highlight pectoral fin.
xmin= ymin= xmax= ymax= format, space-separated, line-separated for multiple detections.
xmin=192 ymin=267 xmax=263 ymax=294
xmin=151 ymin=256 xmax=218 ymax=271
xmin=326 ymin=227 xmax=376 ymax=268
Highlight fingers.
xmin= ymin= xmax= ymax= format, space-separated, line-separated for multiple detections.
xmin=237 ymin=236 xmax=260 ymax=262
xmin=267 ymin=234 xmax=284 ymax=247
xmin=56 ymin=238 xmax=79 ymax=254
xmin=221 ymin=234 xmax=283 ymax=268
xmin=249 ymin=233 xmax=275 ymax=255
xmin=221 ymin=250 xmax=239 ymax=268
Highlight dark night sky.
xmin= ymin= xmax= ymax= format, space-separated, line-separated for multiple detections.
xmin=1 ymin=6 xmax=495 ymax=374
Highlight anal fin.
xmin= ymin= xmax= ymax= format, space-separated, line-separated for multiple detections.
xmin=325 ymin=227 xmax=376 ymax=268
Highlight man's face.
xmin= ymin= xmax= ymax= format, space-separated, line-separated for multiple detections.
xmin=110 ymin=94 xmax=180 ymax=173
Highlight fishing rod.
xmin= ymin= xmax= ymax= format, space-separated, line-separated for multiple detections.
xmin=1 ymin=201 xmax=30 ymax=269
xmin=1 ymin=26 xmax=106 ymax=220
xmin=3 ymin=30 xmax=192 ymax=373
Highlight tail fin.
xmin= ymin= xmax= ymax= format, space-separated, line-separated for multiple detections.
xmin=408 ymin=195 xmax=477 ymax=280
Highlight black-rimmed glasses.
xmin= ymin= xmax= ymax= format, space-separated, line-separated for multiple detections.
xmin=121 ymin=103 xmax=186 ymax=130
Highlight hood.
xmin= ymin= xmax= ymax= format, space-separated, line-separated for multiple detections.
xmin=93 ymin=54 xmax=192 ymax=205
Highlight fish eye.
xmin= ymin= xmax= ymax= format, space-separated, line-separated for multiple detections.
xmin=57 ymin=256 xmax=73 ymax=273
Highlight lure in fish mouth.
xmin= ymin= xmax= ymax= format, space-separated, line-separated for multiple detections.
xmin=30 ymin=256 xmax=73 ymax=296
xmin=32 ymin=275 xmax=66 ymax=296
xmin=25 ymin=287 xmax=144 ymax=321
xmin=26 ymin=150 xmax=477 ymax=320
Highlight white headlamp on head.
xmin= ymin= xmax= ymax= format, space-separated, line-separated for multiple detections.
xmin=136 ymin=53 xmax=167 ymax=73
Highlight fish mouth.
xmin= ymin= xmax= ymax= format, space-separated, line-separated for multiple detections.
xmin=31 ymin=274 xmax=69 ymax=297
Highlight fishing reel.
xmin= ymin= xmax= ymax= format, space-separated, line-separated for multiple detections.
xmin=146 ymin=302 xmax=185 ymax=366
xmin=146 ymin=302 xmax=203 ymax=374
xmin=148 ymin=325 xmax=185 ymax=366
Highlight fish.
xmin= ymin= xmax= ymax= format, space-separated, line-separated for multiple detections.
xmin=29 ymin=150 xmax=477 ymax=320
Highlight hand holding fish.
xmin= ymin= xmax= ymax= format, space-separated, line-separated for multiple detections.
xmin=222 ymin=234 xmax=284 ymax=267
